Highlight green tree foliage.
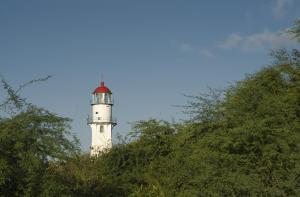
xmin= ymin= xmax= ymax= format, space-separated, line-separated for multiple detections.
xmin=0 ymin=78 xmax=79 ymax=196
xmin=41 ymin=120 xmax=176 ymax=196
xmin=289 ymin=19 xmax=300 ymax=42
xmin=42 ymin=154 xmax=122 ymax=196
xmin=180 ymin=62 xmax=300 ymax=196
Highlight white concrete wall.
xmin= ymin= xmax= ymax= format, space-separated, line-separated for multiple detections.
xmin=90 ymin=101 xmax=113 ymax=156
xmin=92 ymin=104 xmax=112 ymax=123
xmin=90 ymin=123 xmax=112 ymax=156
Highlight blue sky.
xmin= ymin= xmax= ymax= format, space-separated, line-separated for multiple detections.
xmin=1 ymin=0 xmax=299 ymax=151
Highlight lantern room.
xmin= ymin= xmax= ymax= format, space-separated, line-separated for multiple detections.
xmin=92 ymin=82 xmax=113 ymax=105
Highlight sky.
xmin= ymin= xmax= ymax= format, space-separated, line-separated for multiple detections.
xmin=1 ymin=0 xmax=300 ymax=151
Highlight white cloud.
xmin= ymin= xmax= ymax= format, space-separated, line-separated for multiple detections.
xmin=273 ymin=0 xmax=293 ymax=18
xmin=217 ymin=30 xmax=297 ymax=52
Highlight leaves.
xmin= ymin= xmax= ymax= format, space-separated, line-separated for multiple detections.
xmin=0 ymin=77 xmax=79 ymax=196
xmin=288 ymin=19 xmax=300 ymax=42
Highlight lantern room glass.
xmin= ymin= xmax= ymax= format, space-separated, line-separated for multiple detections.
xmin=93 ymin=93 xmax=112 ymax=104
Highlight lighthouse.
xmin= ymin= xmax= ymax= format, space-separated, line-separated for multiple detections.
xmin=88 ymin=82 xmax=116 ymax=156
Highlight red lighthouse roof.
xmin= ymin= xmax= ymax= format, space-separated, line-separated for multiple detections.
xmin=93 ymin=82 xmax=111 ymax=94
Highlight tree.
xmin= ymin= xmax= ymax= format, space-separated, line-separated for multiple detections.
xmin=0 ymin=77 xmax=80 ymax=196
xmin=289 ymin=19 xmax=300 ymax=42
xmin=177 ymin=25 xmax=300 ymax=195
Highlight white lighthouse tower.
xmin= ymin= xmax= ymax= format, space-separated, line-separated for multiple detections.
xmin=88 ymin=82 xmax=116 ymax=156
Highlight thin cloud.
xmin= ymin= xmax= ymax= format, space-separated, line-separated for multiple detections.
xmin=180 ymin=43 xmax=193 ymax=52
xmin=179 ymin=43 xmax=215 ymax=58
xmin=273 ymin=0 xmax=293 ymax=18
xmin=217 ymin=30 xmax=297 ymax=52
xmin=199 ymin=48 xmax=215 ymax=58
xmin=218 ymin=33 xmax=243 ymax=49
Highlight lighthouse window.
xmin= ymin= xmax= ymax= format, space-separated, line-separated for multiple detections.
xmin=100 ymin=93 xmax=105 ymax=103
xmin=100 ymin=126 xmax=104 ymax=133
xmin=94 ymin=94 xmax=100 ymax=104
xmin=104 ymin=93 xmax=109 ymax=104
xmin=95 ymin=112 xmax=98 ymax=114
xmin=109 ymin=94 xmax=112 ymax=104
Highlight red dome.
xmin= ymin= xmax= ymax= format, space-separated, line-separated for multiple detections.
xmin=93 ymin=82 xmax=111 ymax=94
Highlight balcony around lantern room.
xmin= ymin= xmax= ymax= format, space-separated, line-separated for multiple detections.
xmin=91 ymin=93 xmax=113 ymax=105
xmin=87 ymin=115 xmax=117 ymax=126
